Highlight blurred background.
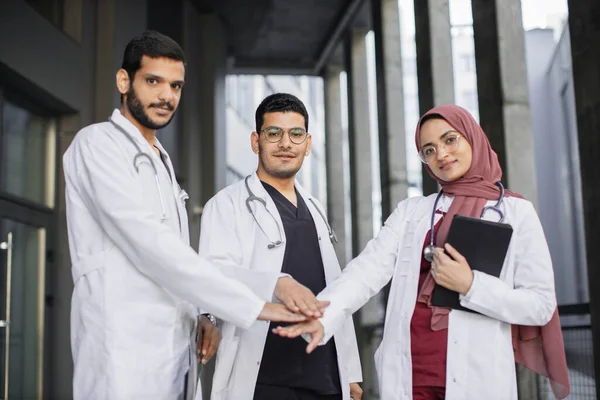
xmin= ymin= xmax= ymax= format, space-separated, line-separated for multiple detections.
xmin=0 ymin=0 xmax=599 ymax=398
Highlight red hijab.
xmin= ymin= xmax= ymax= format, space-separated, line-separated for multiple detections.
xmin=415 ymin=105 xmax=569 ymax=399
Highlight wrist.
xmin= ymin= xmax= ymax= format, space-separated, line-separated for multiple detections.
xmin=201 ymin=313 xmax=217 ymax=326
xmin=460 ymin=271 xmax=474 ymax=296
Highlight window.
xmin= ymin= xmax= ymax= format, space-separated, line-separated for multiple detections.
xmin=25 ymin=0 xmax=82 ymax=42
xmin=0 ymin=95 xmax=57 ymax=207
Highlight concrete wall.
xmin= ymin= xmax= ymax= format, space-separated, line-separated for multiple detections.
xmin=525 ymin=26 xmax=588 ymax=308
xmin=0 ymin=1 xmax=177 ymax=398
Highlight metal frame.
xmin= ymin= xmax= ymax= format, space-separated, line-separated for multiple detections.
xmin=0 ymin=85 xmax=57 ymax=400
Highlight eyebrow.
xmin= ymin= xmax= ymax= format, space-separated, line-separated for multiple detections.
xmin=263 ymin=125 xmax=305 ymax=130
xmin=420 ymin=130 xmax=459 ymax=149
xmin=143 ymin=73 xmax=185 ymax=87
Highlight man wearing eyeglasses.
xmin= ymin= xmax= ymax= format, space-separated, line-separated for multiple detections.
xmin=197 ymin=93 xmax=362 ymax=400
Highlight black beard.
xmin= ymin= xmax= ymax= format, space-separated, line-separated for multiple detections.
xmin=126 ymin=86 xmax=175 ymax=130
xmin=258 ymin=144 xmax=300 ymax=179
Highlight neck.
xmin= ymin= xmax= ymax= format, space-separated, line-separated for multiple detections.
xmin=120 ymin=105 xmax=157 ymax=146
xmin=256 ymin=167 xmax=296 ymax=194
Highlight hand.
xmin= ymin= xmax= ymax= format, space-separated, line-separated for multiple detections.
xmin=196 ymin=315 xmax=221 ymax=365
xmin=350 ymin=382 xmax=363 ymax=400
xmin=272 ymin=319 xmax=324 ymax=354
xmin=431 ymin=243 xmax=474 ymax=295
xmin=274 ymin=276 xmax=329 ymax=318
xmin=258 ymin=302 xmax=308 ymax=323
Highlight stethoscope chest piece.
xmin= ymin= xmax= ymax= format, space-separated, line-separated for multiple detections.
xmin=423 ymin=244 xmax=436 ymax=263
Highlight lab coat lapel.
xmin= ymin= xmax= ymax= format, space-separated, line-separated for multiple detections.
xmin=246 ymin=173 xmax=287 ymax=277
xmin=246 ymin=173 xmax=286 ymax=240
xmin=295 ymin=183 xmax=342 ymax=283
xmin=154 ymin=139 xmax=189 ymax=240
xmin=109 ymin=110 xmax=182 ymax=233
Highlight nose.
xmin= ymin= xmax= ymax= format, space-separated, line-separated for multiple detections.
xmin=278 ymin=131 xmax=292 ymax=148
xmin=436 ymin=145 xmax=449 ymax=160
xmin=157 ymin=83 xmax=175 ymax=103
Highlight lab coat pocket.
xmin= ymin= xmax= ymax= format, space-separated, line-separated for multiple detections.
xmin=71 ymin=251 xmax=106 ymax=287
xmin=212 ymin=337 xmax=240 ymax=394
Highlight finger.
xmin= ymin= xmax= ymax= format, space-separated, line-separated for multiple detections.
xmin=283 ymin=298 xmax=301 ymax=313
xmin=277 ymin=304 xmax=307 ymax=322
xmin=273 ymin=322 xmax=309 ymax=338
xmin=203 ymin=332 xmax=220 ymax=364
xmin=295 ymin=298 xmax=316 ymax=317
xmin=281 ymin=324 xmax=305 ymax=338
xmin=318 ymin=301 xmax=330 ymax=311
xmin=306 ymin=329 xmax=323 ymax=354
xmin=435 ymin=248 xmax=451 ymax=263
xmin=444 ymin=243 xmax=465 ymax=262
xmin=272 ymin=326 xmax=296 ymax=337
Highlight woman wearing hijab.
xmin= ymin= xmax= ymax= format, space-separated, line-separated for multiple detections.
xmin=274 ymin=105 xmax=569 ymax=400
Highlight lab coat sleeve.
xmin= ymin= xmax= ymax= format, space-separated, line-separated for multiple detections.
xmin=316 ymin=201 xmax=407 ymax=344
xmin=199 ymin=195 xmax=280 ymax=301
xmin=68 ymin=131 xmax=265 ymax=330
xmin=342 ymin=315 xmax=363 ymax=383
xmin=459 ymin=201 xmax=556 ymax=325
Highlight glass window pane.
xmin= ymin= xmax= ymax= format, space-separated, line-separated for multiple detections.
xmin=1 ymin=100 xmax=56 ymax=207
xmin=0 ymin=220 xmax=46 ymax=399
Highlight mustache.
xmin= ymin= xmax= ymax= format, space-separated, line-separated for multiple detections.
xmin=149 ymin=101 xmax=174 ymax=111
xmin=272 ymin=151 xmax=298 ymax=157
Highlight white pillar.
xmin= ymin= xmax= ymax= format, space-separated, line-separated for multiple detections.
xmin=324 ymin=65 xmax=351 ymax=265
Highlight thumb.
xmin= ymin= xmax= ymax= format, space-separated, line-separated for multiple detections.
xmin=306 ymin=331 xmax=322 ymax=354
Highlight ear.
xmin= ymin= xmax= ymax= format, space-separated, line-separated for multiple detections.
xmin=304 ymin=134 xmax=312 ymax=156
xmin=250 ymin=132 xmax=260 ymax=154
xmin=116 ymin=69 xmax=130 ymax=95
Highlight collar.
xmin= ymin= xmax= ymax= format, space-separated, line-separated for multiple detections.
xmin=109 ymin=109 xmax=168 ymax=157
xmin=246 ymin=172 xmax=307 ymax=202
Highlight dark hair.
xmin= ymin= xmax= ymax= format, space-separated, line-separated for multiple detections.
xmin=121 ymin=30 xmax=186 ymax=82
xmin=255 ymin=93 xmax=309 ymax=133
xmin=419 ymin=113 xmax=443 ymax=127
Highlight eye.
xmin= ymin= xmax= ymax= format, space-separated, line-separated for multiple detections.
xmin=147 ymin=78 xmax=158 ymax=85
xmin=423 ymin=147 xmax=435 ymax=156
xmin=265 ymin=128 xmax=281 ymax=138
xmin=446 ymin=135 xmax=458 ymax=144
xmin=289 ymin=129 xmax=305 ymax=138
xmin=171 ymin=83 xmax=182 ymax=90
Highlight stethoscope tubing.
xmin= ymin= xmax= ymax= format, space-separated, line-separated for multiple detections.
xmin=109 ymin=118 xmax=168 ymax=222
xmin=427 ymin=181 xmax=505 ymax=249
xmin=244 ymin=175 xmax=338 ymax=249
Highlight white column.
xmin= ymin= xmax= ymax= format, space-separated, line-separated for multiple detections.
xmin=324 ymin=65 xmax=350 ymax=265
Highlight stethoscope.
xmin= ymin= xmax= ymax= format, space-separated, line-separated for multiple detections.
xmin=423 ymin=181 xmax=505 ymax=262
xmin=109 ymin=118 xmax=167 ymax=222
xmin=244 ymin=175 xmax=338 ymax=249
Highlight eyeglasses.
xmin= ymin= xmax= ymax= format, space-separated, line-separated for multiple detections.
xmin=418 ymin=132 xmax=463 ymax=164
xmin=260 ymin=126 xmax=308 ymax=145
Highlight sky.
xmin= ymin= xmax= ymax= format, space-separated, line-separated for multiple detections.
xmin=449 ymin=0 xmax=569 ymax=30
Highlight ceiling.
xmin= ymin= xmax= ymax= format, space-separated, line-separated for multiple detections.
xmin=191 ymin=0 xmax=371 ymax=75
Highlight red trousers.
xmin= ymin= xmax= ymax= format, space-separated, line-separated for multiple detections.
xmin=412 ymin=386 xmax=446 ymax=400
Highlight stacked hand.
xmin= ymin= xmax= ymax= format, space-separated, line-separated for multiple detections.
xmin=223 ymin=276 xmax=363 ymax=399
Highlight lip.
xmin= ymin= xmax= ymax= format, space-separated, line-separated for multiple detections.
xmin=152 ymin=107 xmax=172 ymax=116
xmin=439 ymin=161 xmax=456 ymax=171
xmin=274 ymin=154 xmax=296 ymax=160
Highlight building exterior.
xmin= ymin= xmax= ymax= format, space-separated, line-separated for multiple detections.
xmin=1 ymin=0 xmax=600 ymax=399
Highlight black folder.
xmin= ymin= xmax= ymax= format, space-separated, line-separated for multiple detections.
xmin=430 ymin=214 xmax=513 ymax=313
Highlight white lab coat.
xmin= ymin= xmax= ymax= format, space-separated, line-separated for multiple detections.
xmin=64 ymin=109 xmax=268 ymax=400
xmin=197 ymin=173 xmax=362 ymax=400
xmin=316 ymin=193 xmax=556 ymax=400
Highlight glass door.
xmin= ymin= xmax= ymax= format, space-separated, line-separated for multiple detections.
xmin=0 ymin=218 xmax=47 ymax=400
